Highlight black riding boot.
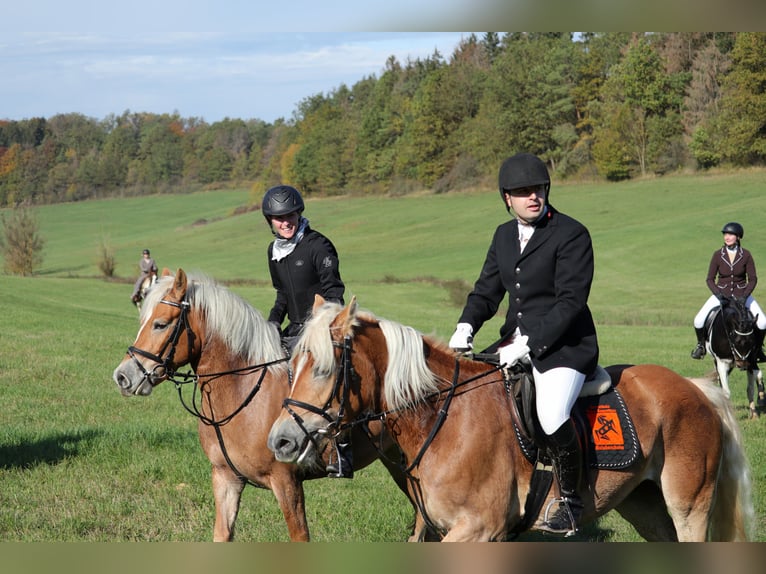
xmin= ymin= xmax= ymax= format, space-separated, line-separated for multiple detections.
xmin=326 ymin=435 xmax=354 ymax=479
xmin=540 ymin=419 xmax=584 ymax=536
xmin=691 ymin=327 xmax=707 ymax=360
xmin=756 ymin=328 xmax=766 ymax=362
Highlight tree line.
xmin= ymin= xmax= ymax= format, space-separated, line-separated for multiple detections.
xmin=1 ymin=32 xmax=765 ymax=207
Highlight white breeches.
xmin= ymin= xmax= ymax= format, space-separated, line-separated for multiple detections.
xmin=694 ymin=294 xmax=766 ymax=330
xmin=533 ymin=366 xmax=586 ymax=435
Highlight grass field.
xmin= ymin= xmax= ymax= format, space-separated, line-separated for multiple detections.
xmin=1 ymin=170 xmax=765 ymax=542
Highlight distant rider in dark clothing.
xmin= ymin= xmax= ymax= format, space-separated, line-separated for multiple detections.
xmin=131 ymin=248 xmax=158 ymax=304
xmin=261 ymin=184 xmax=350 ymax=478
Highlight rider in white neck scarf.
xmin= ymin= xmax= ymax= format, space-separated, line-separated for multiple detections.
xmin=261 ymin=185 xmax=351 ymax=479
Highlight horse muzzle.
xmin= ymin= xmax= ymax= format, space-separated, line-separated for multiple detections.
xmin=112 ymin=360 xmax=164 ymax=397
xmin=268 ymin=417 xmax=326 ymax=467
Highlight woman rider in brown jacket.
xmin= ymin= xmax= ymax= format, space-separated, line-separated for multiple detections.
xmin=691 ymin=222 xmax=766 ymax=361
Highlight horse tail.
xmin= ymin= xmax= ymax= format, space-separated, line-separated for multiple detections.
xmin=688 ymin=376 xmax=755 ymax=541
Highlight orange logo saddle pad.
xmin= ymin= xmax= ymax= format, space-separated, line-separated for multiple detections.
xmin=513 ymin=387 xmax=639 ymax=470
xmin=578 ymin=388 xmax=639 ymax=469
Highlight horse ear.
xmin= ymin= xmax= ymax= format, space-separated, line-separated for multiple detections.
xmin=161 ymin=267 xmax=173 ymax=277
xmin=313 ymin=294 xmax=326 ymax=313
xmin=336 ymin=296 xmax=358 ymax=335
xmin=171 ymin=268 xmax=188 ymax=298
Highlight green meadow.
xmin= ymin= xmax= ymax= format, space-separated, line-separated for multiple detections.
xmin=1 ymin=170 xmax=765 ymax=541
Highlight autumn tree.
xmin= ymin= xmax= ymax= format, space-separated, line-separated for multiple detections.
xmin=714 ymin=32 xmax=766 ymax=165
xmin=685 ymin=39 xmax=732 ymax=168
xmin=131 ymin=114 xmax=185 ymax=189
xmin=593 ymin=35 xmax=687 ymax=177
xmin=352 ymin=58 xmax=409 ymax=186
xmin=398 ymin=41 xmax=486 ymax=187
xmin=465 ymin=33 xmax=577 ymax=176
xmin=0 ymin=33 xmax=765 ymax=200
xmin=97 ymin=113 xmax=142 ymax=192
xmin=290 ymin=86 xmax=357 ymax=194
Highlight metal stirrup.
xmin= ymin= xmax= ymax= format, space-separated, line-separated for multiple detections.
xmin=542 ymin=497 xmax=577 ymax=535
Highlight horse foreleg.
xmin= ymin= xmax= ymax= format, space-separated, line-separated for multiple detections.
xmin=715 ymin=360 xmax=732 ymax=399
xmin=407 ymin=513 xmax=437 ymax=542
xmin=747 ymin=368 xmax=765 ymax=418
xmin=437 ymin=519 xmax=494 ymax=542
xmin=268 ymin=464 xmax=310 ymax=541
xmin=211 ymin=464 xmax=246 ymax=542
xmin=746 ymin=369 xmax=757 ymax=419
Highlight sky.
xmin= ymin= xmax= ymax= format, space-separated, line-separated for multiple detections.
xmin=2 ymin=1 xmax=759 ymax=125
xmin=1 ymin=2 xmax=479 ymax=124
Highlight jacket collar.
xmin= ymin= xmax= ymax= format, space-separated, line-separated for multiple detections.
xmin=719 ymin=244 xmax=743 ymax=267
xmin=514 ymin=205 xmax=556 ymax=258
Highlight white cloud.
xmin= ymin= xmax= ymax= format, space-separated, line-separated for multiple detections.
xmin=1 ymin=31 xmax=469 ymax=122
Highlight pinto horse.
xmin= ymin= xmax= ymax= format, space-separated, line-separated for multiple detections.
xmin=268 ymin=296 xmax=754 ymax=542
xmin=112 ymin=269 xmax=411 ymax=541
xmin=133 ymin=273 xmax=158 ymax=312
xmin=707 ymin=296 xmax=766 ymax=418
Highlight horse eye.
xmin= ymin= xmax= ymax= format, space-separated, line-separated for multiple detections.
xmin=153 ymin=320 xmax=169 ymax=330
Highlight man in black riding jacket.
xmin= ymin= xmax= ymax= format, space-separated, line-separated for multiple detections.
xmin=262 ymin=184 xmax=351 ymax=478
xmin=448 ymin=153 xmax=599 ymax=536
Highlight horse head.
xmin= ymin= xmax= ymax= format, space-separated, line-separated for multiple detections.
xmin=722 ymin=297 xmax=757 ymax=368
xmin=113 ymin=268 xmax=284 ymax=397
xmin=268 ymin=294 xmax=446 ymax=470
xmin=267 ymin=295 xmax=366 ymax=468
xmin=113 ymin=269 xmax=197 ymax=395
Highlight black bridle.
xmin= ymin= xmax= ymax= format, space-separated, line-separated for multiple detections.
xmin=281 ymin=335 xmax=355 ymax=457
xmin=126 ymin=297 xmax=193 ymax=388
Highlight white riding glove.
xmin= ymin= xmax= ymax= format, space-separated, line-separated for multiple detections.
xmin=448 ymin=323 xmax=474 ymax=351
xmin=499 ymin=335 xmax=530 ymax=367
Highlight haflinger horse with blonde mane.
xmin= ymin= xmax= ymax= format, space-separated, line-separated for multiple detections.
xmin=268 ymin=295 xmax=754 ymax=542
xmin=112 ymin=269 xmax=411 ymax=541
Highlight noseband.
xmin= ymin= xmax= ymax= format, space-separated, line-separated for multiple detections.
xmin=281 ymin=335 xmax=354 ymax=450
xmin=126 ymin=297 xmax=193 ymax=389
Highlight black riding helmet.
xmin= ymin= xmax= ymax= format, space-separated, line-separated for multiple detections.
xmin=721 ymin=222 xmax=744 ymax=240
xmin=262 ymin=185 xmax=305 ymax=222
xmin=498 ymin=153 xmax=551 ymax=211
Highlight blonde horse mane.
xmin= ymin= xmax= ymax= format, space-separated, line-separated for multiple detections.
xmin=141 ymin=273 xmax=286 ymax=370
xmin=296 ymin=300 xmax=440 ymax=410
xmin=293 ymin=300 xmax=351 ymax=381
xmin=377 ymin=319 xmax=441 ymax=409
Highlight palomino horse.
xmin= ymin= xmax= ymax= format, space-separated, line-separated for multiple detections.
xmin=268 ymin=296 xmax=754 ymax=542
xmin=112 ymin=269 xmax=411 ymax=541
xmin=707 ymin=296 xmax=766 ymax=418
